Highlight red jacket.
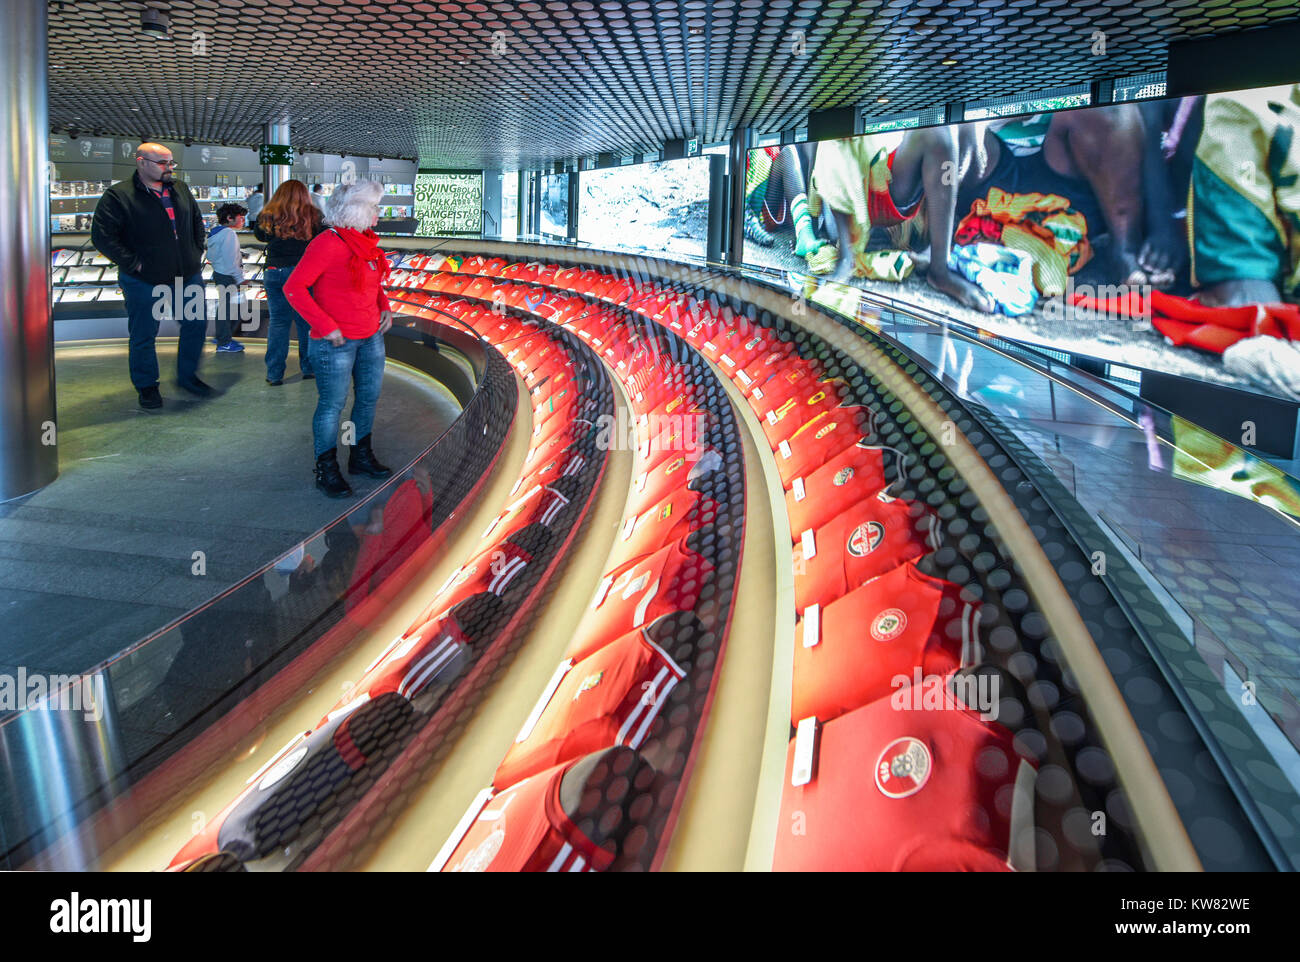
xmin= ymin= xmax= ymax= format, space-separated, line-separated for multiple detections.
xmin=284 ymin=228 xmax=392 ymax=339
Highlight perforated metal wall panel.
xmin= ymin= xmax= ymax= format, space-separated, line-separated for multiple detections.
xmin=47 ymin=0 xmax=1300 ymax=170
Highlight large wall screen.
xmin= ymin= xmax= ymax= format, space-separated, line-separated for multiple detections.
xmin=540 ymin=173 xmax=569 ymax=238
xmin=414 ymin=170 xmax=483 ymax=235
xmin=742 ymin=83 xmax=1300 ymax=398
xmin=578 ymin=156 xmax=713 ymax=259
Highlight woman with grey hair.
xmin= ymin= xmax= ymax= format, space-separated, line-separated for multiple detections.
xmin=284 ymin=179 xmax=395 ymax=498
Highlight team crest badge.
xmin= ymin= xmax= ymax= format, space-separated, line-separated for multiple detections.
xmin=808 ymin=391 xmax=827 ymax=405
xmin=665 ymin=456 xmax=686 ymax=475
xmin=871 ymin=608 xmax=906 ymax=641
xmin=574 ymin=670 xmax=605 ymax=699
xmin=815 ymin=421 xmax=837 ymax=439
xmin=659 ymin=503 xmax=674 ymax=521
xmin=832 ymin=466 xmax=854 ymax=486
xmin=875 ymin=737 xmax=931 ymax=798
xmin=847 ymin=521 xmax=885 ymax=557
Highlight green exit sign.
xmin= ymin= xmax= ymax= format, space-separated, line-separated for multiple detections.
xmin=258 ymin=144 xmax=295 ymax=165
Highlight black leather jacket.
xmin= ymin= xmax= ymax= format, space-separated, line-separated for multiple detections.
xmin=91 ymin=171 xmax=206 ymax=284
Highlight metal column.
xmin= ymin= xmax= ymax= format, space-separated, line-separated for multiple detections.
xmin=262 ymin=120 xmax=291 ymax=199
xmin=0 ymin=0 xmax=57 ymax=501
xmin=725 ymin=127 xmax=752 ymax=266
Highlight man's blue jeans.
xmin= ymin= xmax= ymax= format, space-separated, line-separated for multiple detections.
xmin=308 ymin=330 xmax=386 ymax=457
xmin=118 ymin=271 xmax=206 ymax=390
xmin=264 ymin=266 xmax=313 ymax=381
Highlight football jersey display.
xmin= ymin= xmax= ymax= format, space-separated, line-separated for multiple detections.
xmin=785 ymin=442 xmax=904 ymax=534
xmin=481 ymin=482 xmax=575 ymax=543
xmin=733 ymin=342 xmax=799 ymax=396
xmin=757 ymin=382 xmax=851 ymax=448
xmin=747 ymin=360 xmax=830 ymax=420
xmin=436 ymin=759 xmax=615 ymax=872
xmin=495 ymin=628 xmax=686 ymax=789
xmin=773 ymin=692 xmax=1036 ymax=871
xmin=792 ymin=492 xmax=940 ymax=611
xmin=570 ymin=539 xmax=713 ymax=662
xmin=615 ymin=487 xmax=720 ymax=567
xmin=625 ymin=443 xmax=724 ymax=518
xmin=351 ymin=612 xmax=471 ymax=703
xmin=791 ymin=563 xmax=982 ymax=726
xmin=773 ymin=405 xmax=875 ymax=489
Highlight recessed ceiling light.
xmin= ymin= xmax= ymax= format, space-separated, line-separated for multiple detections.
xmin=131 ymin=106 xmax=140 ymax=111
xmin=941 ymin=57 xmax=958 ymax=65
xmin=877 ymin=96 xmax=889 ymax=104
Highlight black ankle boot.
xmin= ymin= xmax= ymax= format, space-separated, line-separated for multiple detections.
xmin=348 ymin=434 xmax=392 ymax=479
xmin=315 ymin=448 xmax=354 ymax=498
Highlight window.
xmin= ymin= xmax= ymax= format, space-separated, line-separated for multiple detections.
xmin=1114 ymin=71 xmax=1167 ymax=103
xmin=964 ymin=85 xmax=1092 ymax=121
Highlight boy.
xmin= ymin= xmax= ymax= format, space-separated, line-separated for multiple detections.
xmin=208 ymin=202 xmax=248 ymax=352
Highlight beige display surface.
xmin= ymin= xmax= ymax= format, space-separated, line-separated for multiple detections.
xmin=660 ymin=362 xmax=787 ymax=872
xmin=100 ymin=371 xmax=533 ymax=872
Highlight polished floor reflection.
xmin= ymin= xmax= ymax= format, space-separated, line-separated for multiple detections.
xmin=0 ymin=340 xmax=461 ymax=680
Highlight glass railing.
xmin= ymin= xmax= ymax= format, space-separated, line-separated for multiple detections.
xmin=0 ymin=314 xmax=516 ymax=869
xmin=749 ymin=269 xmax=1300 ymax=869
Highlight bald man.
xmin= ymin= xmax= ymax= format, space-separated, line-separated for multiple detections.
xmin=92 ymin=142 xmax=213 ymax=409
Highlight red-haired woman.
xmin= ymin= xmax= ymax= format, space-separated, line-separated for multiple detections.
xmin=254 ymin=179 xmax=326 ymax=384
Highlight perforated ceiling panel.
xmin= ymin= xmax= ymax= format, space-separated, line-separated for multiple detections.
xmin=47 ymin=0 xmax=1299 ymax=170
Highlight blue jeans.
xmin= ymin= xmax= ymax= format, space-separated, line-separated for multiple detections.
xmin=309 ymin=330 xmax=386 ymax=457
xmin=119 ymin=271 xmax=206 ymax=390
xmin=264 ymin=266 xmax=312 ymax=380
xmin=211 ymin=272 xmax=239 ymax=345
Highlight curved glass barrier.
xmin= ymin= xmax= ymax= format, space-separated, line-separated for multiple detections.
xmin=0 ymin=316 xmax=516 ymax=869
xmin=750 ymin=268 xmax=1300 ymax=869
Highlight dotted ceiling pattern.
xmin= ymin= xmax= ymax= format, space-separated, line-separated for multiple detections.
xmin=47 ymin=0 xmax=1300 ymax=171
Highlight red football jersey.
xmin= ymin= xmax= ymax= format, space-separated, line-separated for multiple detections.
xmin=747 ymin=360 xmax=830 ymax=420
xmin=461 ymin=254 xmax=490 ymax=274
xmin=732 ymin=342 xmax=799 ymax=396
xmin=792 ymin=491 xmax=939 ymax=611
xmin=428 ymin=539 xmax=536 ymax=616
xmin=791 ymin=563 xmax=982 ymax=726
xmin=774 ymin=406 xmax=875 ymax=489
xmin=625 ymin=443 xmax=722 ymax=518
xmin=773 ymin=692 xmax=1035 ymax=871
xmin=569 ymin=538 xmax=712 ymax=662
xmin=497 ymin=628 xmax=686 ymax=789
xmin=517 ymin=443 xmax=591 ymax=496
xmin=613 ymin=486 xmax=720 ymax=568
xmin=438 ymin=761 xmax=614 ymax=872
xmin=785 ymin=442 xmax=903 ymax=536
xmin=351 ymin=612 xmax=470 ymax=703
xmin=482 ymin=482 xmax=574 ymax=543
xmin=500 ymin=261 xmax=541 ymax=283
xmin=758 ymin=382 xmax=850 ymax=448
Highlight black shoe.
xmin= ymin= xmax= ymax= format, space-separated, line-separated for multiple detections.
xmin=348 ymin=434 xmax=392 ymax=479
xmin=314 ymin=448 xmax=354 ymax=498
xmin=138 ymin=385 xmax=162 ymax=409
xmin=266 ymin=377 xmax=283 ymax=386
xmin=177 ymin=377 xmax=214 ymax=397
xmin=302 ymin=373 xmax=315 ymax=380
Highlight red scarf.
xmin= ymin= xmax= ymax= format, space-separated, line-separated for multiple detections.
xmin=331 ymin=227 xmax=390 ymax=289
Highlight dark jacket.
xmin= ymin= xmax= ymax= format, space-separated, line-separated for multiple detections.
xmin=91 ymin=172 xmax=206 ymax=284
xmin=253 ymin=214 xmax=327 ymax=269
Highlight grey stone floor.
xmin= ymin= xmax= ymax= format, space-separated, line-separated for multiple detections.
xmin=0 ymin=339 xmax=461 ymax=677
